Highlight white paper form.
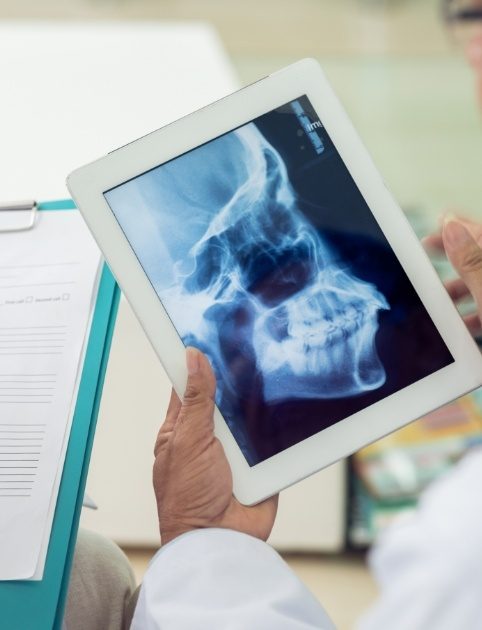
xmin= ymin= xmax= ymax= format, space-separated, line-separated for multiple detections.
xmin=0 ymin=211 xmax=101 ymax=580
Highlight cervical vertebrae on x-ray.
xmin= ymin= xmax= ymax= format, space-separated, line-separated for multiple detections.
xmin=158 ymin=122 xmax=390 ymax=402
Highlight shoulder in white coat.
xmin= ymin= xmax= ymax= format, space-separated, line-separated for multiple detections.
xmin=131 ymin=528 xmax=335 ymax=630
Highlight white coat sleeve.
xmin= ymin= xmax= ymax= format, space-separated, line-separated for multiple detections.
xmin=358 ymin=448 xmax=482 ymax=630
xmin=131 ymin=528 xmax=335 ymax=630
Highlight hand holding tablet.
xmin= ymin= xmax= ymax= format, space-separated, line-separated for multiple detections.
xmin=153 ymin=347 xmax=278 ymax=544
xmin=67 ymin=59 xmax=482 ymax=504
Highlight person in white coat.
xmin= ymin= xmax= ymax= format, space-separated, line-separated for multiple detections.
xmin=130 ymin=14 xmax=482 ymax=629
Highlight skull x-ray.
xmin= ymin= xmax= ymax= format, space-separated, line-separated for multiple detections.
xmin=105 ymin=95 xmax=453 ymax=466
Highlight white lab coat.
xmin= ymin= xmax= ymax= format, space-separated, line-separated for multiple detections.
xmin=359 ymin=448 xmax=482 ymax=630
xmin=131 ymin=528 xmax=335 ymax=629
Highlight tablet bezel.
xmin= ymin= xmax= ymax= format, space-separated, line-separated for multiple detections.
xmin=67 ymin=58 xmax=482 ymax=505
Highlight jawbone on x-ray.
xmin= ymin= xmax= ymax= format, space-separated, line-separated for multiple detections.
xmin=105 ymin=95 xmax=453 ymax=466
xmin=159 ymin=124 xmax=389 ymax=402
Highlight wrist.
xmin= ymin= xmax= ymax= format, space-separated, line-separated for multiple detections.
xmin=159 ymin=521 xmax=196 ymax=546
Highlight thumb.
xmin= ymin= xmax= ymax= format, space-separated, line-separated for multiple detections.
xmin=179 ymin=347 xmax=216 ymax=431
xmin=443 ymin=219 xmax=482 ymax=313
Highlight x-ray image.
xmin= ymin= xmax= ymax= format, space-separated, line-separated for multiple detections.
xmin=105 ymin=95 xmax=453 ymax=466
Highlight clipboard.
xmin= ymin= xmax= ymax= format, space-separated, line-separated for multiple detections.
xmin=0 ymin=200 xmax=121 ymax=630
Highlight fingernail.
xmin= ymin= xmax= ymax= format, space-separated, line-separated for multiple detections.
xmin=444 ymin=220 xmax=474 ymax=248
xmin=186 ymin=347 xmax=200 ymax=376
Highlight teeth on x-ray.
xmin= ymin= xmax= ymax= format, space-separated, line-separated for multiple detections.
xmin=159 ymin=120 xmax=390 ymax=402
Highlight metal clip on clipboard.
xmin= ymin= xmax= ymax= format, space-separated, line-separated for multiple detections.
xmin=0 ymin=200 xmax=37 ymax=232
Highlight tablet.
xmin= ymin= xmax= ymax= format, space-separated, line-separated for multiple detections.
xmin=67 ymin=58 xmax=482 ymax=505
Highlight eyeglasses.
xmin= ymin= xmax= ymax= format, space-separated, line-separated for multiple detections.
xmin=442 ymin=0 xmax=482 ymax=46
xmin=443 ymin=0 xmax=482 ymax=24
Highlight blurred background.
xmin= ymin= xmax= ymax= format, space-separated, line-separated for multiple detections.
xmin=2 ymin=0 xmax=482 ymax=213
xmin=1 ymin=1 xmax=481 ymax=629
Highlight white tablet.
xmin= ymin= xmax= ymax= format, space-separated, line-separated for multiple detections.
xmin=67 ymin=58 xmax=482 ymax=505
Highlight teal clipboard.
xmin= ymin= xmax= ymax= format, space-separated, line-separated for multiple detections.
xmin=0 ymin=200 xmax=120 ymax=630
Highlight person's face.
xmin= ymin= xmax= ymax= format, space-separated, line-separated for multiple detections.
xmin=447 ymin=0 xmax=482 ymax=107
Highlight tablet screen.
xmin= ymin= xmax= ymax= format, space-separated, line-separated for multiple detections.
xmin=105 ymin=95 xmax=453 ymax=466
